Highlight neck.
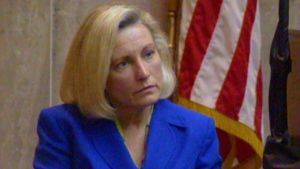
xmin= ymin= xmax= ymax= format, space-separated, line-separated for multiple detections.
xmin=115 ymin=105 xmax=153 ymax=129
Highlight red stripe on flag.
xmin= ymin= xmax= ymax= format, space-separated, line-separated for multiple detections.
xmin=179 ymin=0 xmax=223 ymax=98
xmin=215 ymin=0 xmax=258 ymax=120
xmin=236 ymin=137 xmax=255 ymax=162
xmin=255 ymin=67 xmax=263 ymax=139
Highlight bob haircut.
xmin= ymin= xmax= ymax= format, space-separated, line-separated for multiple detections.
xmin=60 ymin=4 xmax=176 ymax=119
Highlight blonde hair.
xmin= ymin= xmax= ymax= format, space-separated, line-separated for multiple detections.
xmin=60 ymin=5 xmax=176 ymax=119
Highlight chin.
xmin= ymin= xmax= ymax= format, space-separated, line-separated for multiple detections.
xmin=132 ymin=93 xmax=160 ymax=108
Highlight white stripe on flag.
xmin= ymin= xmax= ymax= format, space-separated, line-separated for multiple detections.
xmin=238 ymin=1 xmax=261 ymax=130
xmin=191 ymin=0 xmax=248 ymax=108
xmin=177 ymin=0 xmax=198 ymax=71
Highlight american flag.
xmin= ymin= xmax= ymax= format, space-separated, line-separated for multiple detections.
xmin=177 ymin=0 xmax=263 ymax=167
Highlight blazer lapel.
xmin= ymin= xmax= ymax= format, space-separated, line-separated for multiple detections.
xmin=87 ymin=119 xmax=137 ymax=169
xmin=142 ymin=100 xmax=187 ymax=169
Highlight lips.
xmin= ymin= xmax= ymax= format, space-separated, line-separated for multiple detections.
xmin=134 ymin=85 xmax=157 ymax=94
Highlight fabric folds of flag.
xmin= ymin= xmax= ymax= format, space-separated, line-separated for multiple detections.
xmin=177 ymin=0 xmax=263 ymax=168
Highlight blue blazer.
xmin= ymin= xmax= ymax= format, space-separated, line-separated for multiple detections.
xmin=33 ymin=99 xmax=222 ymax=169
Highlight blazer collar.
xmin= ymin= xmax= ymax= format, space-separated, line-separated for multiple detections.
xmin=87 ymin=99 xmax=187 ymax=169
xmin=142 ymin=99 xmax=187 ymax=169
xmin=87 ymin=119 xmax=138 ymax=169
xmin=151 ymin=99 xmax=187 ymax=128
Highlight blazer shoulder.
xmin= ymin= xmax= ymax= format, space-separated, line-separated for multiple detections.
xmin=38 ymin=104 xmax=84 ymax=130
xmin=41 ymin=104 xmax=79 ymax=118
xmin=157 ymin=99 xmax=215 ymax=129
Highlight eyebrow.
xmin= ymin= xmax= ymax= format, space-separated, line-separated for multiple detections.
xmin=142 ymin=43 xmax=156 ymax=52
xmin=111 ymin=42 xmax=156 ymax=62
xmin=111 ymin=55 xmax=129 ymax=64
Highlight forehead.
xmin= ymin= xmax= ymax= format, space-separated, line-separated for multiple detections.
xmin=113 ymin=24 xmax=155 ymax=53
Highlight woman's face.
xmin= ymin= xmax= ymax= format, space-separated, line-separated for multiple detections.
xmin=106 ymin=24 xmax=163 ymax=110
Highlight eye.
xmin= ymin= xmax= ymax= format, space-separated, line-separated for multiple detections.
xmin=115 ymin=61 xmax=129 ymax=69
xmin=144 ymin=50 xmax=155 ymax=59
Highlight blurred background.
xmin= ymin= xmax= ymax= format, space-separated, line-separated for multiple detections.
xmin=0 ymin=0 xmax=299 ymax=168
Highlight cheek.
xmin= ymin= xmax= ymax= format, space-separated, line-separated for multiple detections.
xmin=106 ymin=76 xmax=132 ymax=107
xmin=152 ymin=59 xmax=163 ymax=85
xmin=106 ymin=78 xmax=134 ymax=107
xmin=106 ymin=74 xmax=129 ymax=97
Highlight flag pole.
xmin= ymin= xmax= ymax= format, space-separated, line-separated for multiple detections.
xmin=168 ymin=0 xmax=179 ymax=50
xmin=263 ymin=0 xmax=300 ymax=168
xmin=168 ymin=0 xmax=181 ymax=102
xmin=268 ymin=0 xmax=291 ymax=140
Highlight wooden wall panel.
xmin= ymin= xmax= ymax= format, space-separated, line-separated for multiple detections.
xmin=0 ymin=0 xmax=50 ymax=168
xmin=288 ymin=30 xmax=300 ymax=145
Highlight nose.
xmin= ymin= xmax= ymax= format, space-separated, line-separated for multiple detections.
xmin=135 ymin=58 xmax=150 ymax=81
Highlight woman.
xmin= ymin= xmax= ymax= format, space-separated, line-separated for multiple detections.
xmin=33 ymin=4 xmax=222 ymax=169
